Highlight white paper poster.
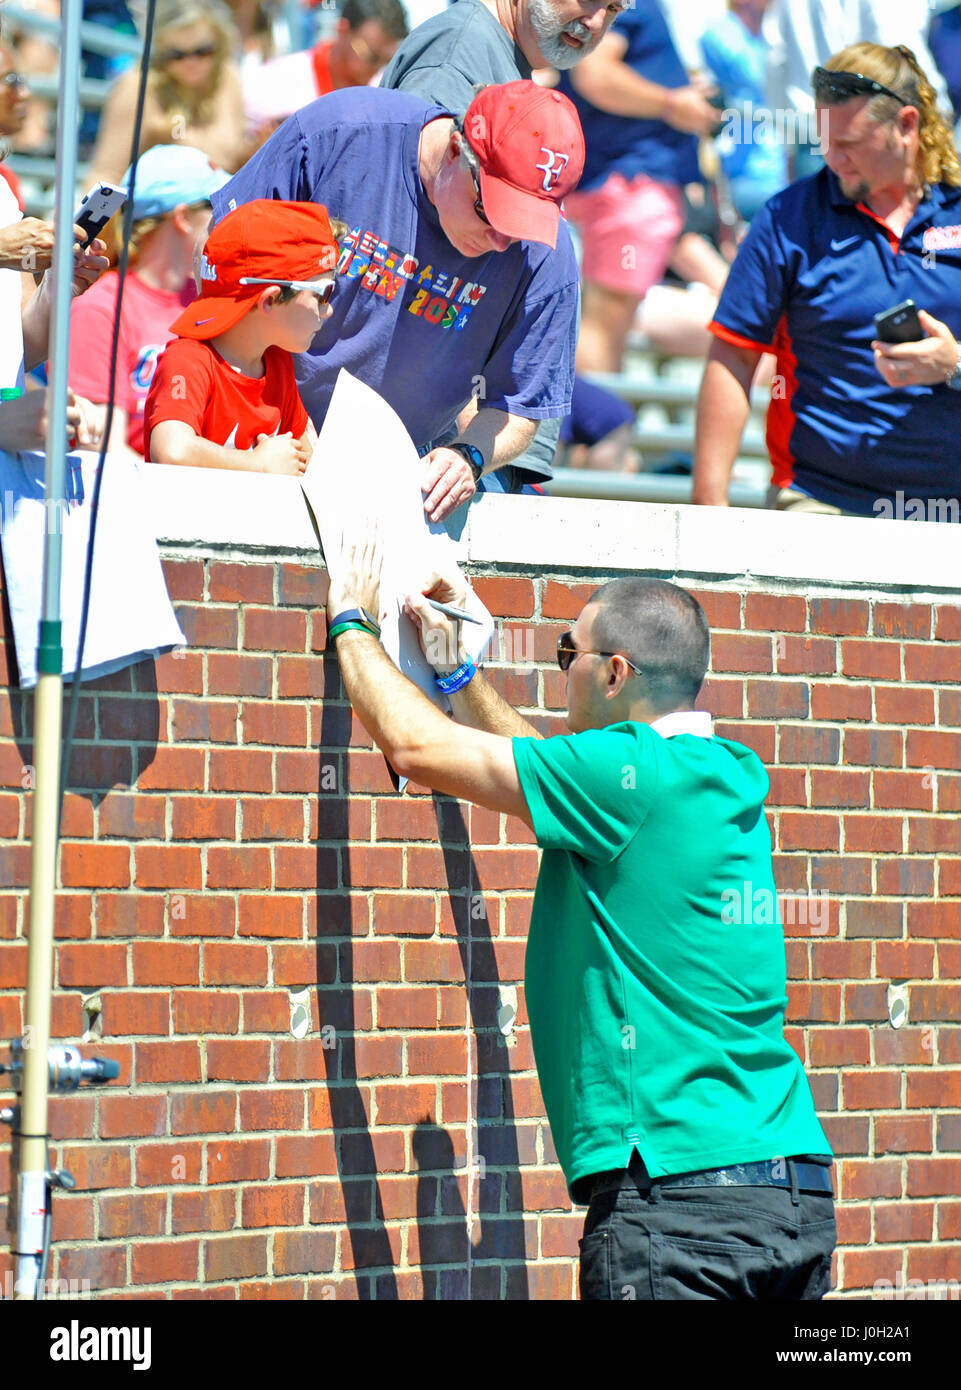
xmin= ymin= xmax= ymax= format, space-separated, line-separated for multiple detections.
xmin=301 ymin=369 xmax=493 ymax=706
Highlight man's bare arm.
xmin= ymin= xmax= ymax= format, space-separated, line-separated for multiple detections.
xmin=448 ymin=671 xmax=542 ymax=739
xmin=692 ymin=338 xmax=762 ymax=506
xmin=455 ymin=403 xmax=538 ymax=471
xmin=569 ymin=33 xmax=720 ymax=135
xmin=336 ymin=630 xmax=533 ymax=825
xmin=402 ymin=588 xmax=542 ymax=739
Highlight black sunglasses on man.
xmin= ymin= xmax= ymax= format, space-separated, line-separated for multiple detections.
xmin=811 ymin=66 xmax=910 ymax=107
xmin=556 ymin=630 xmax=641 ymax=674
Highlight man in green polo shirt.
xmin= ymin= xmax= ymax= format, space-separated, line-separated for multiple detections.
xmin=325 ymin=532 xmax=836 ymax=1300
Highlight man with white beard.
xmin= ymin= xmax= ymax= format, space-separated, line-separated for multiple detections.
xmin=381 ymin=0 xmax=626 ymax=111
xmin=380 ymin=0 xmax=627 ymax=492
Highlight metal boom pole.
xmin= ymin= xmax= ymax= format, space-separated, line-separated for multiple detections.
xmin=14 ymin=0 xmax=83 ymax=1300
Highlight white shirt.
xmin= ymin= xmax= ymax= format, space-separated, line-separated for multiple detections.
xmin=242 ymin=48 xmax=321 ymax=132
xmin=0 ymin=178 xmax=25 ymax=392
xmin=764 ymin=0 xmax=949 ymax=116
xmin=650 ymin=710 xmax=714 ymax=739
xmin=661 ymin=0 xmax=728 ymax=73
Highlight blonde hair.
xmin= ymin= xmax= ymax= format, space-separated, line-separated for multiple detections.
xmin=125 ymin=200 xmax=217 ymax=263
xmin=128 ymin=214 xmax=163 ymax=260
xmin=824 ymin=42 xmax=961 ymax=188
xmin=149 ymin=0 xmax=237 ymax=130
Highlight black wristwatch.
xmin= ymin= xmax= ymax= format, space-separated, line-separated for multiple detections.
xmin=449 ymin=441 xmax=485 ymax=483
xmin=327 ymin=607 xmax=381 ymax=638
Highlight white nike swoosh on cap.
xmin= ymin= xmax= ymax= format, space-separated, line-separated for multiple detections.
xmin=194 ymin=316 xmax=217 ymax=325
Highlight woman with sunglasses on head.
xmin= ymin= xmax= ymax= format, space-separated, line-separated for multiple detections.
xmin=90 ymin=0 xmax=247 ymax=188
xmin=764 ymin=0 xmax=949 ymax=181
xmin=694 ymin=40 xmax=961 ymax=518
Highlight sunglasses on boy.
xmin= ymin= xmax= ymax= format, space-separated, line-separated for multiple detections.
xmin=811 ymin=66 xmax=909 ymax=107
xmin=239 ymin=275 xmax=337 ymax=306
xmin=556 ymin=630 xmax=641 ymax=674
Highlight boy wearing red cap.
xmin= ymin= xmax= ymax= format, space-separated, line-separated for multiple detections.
xmin=143 ymin=199 xmax=343 ymax=473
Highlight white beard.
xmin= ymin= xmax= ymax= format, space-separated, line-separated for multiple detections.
xmin=528 ymin=0 xmax=595 ymax=71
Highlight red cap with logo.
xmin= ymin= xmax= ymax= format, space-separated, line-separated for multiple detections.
xmin=172 ymin=198 xmax=339 ymax=339
xmin=463 ymin=81 xmax=585 ymax=248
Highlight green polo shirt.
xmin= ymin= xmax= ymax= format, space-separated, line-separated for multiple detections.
xmin=512 ymin=720 xmax=830 ymax=1196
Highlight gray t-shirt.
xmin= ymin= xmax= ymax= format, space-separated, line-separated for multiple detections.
xmin=379 ymin=0 xmax=560 ymax=482
xmin=380 ymin=0 xmax=533 ymax=116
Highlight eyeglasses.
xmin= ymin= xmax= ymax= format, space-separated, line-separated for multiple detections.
xmin=556 ymin=630 xmax=641 ymax=674
xmin=467 ymin=161 xmax=491 ymax=227
xmin=239 ymin=275 xmax=337 ymax=305
xmin=159 ymin=42 xmax=218 ymax=63
xmin=0 ymin=72 xmax=27 ymax=89
xmin=811 ymin=66 xmax=909 ymax=107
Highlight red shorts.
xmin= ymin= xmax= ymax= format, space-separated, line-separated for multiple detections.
xmin=564 ymin=172 xmax=684 ymax=298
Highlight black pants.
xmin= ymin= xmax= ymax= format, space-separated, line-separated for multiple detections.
xmin=579 ymin=1162 xmax=836 ymax=1301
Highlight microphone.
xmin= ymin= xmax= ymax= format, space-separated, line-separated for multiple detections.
xmin=48 ymin=1047 xmax=119 ymax=1090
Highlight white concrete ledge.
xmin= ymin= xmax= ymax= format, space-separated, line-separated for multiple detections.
xmin=143 ymin=464 xmax=961 ymax=595
xmin=143 ymin=464 xmax=320 ymax=554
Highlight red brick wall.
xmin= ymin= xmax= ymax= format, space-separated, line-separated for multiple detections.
xmin=1 ymin=554 xmax=960 ymax=1299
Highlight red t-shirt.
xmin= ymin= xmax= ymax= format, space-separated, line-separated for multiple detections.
xmin=311 ymin=40 xmax=334 ymax=97
xmin=0 ymin=163 xmax=24 ymax=212
xmin=142 ymin=336 xmax=309 ymax=461
xmin=69 ymin=270 xmax=196 ymax=455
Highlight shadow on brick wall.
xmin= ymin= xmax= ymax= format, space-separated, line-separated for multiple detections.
xmin=430 ymin=798 xmax=530 ymax=1299
xmin=315 ymin=693 xmax=398 ymax=1298
xmin=310 ymin=689 xmax=530 ymax=1299
xmin=1 ymin=571 xmax=161 ymax=809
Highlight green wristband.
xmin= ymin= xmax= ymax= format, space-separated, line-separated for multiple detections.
xmin=329 ymin=620 xmax=379 ymax=641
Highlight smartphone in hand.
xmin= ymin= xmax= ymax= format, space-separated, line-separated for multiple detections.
xmin=874 ymin=299 xmax=924 ymax=344
xmin=74 ymin=182 xmax=127 ymax=248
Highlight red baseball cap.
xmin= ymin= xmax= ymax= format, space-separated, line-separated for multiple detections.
xmin=172 ymin=199 xmax=340 ymax=339
xmin=463 ymin=81 xmax=585 ymax=248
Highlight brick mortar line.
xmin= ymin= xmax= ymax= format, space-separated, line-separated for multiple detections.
xmin=473 ymin=563 xmax=961 ymax=603
xmin=157 ymin=548 xmax=961 ymax=603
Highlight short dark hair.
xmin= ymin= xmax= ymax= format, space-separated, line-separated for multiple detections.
xmin=341 ymin=0 xmax=409 ymax=41
xmin=587 ymin=578 xmax=710 ymax=712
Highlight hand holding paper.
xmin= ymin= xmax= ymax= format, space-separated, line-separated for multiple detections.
xmin=301 ymin=370 xmax=494 ymax=708
xmin=326 ymin=524 xmax=385 ymax=621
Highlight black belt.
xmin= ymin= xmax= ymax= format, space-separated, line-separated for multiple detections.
xmin=591 ymin=1156 xmax=834 ymax=1199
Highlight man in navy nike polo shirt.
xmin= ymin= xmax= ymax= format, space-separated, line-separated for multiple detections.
xmin=693 ymin=41 xmax=961 ymax=519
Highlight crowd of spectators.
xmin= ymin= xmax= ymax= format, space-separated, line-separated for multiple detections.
xmin=1 ymin=1 xmax=961 ymax=519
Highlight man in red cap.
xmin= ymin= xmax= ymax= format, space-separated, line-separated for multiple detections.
xmin=209 ymin=79 xmax=584 ymax=519
xmin=448 ymin=82 xmax=583 ymax=250
xmin=143 ymin=199 xmax=344 ymax=474
xmin=381 ymin=0 xmax=631 ymax=488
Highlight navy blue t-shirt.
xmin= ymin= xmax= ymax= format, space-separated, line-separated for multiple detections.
xmin=929 ymin=6 xmax=961 ymax=120
xmin=711 ymin=168 xmax=961 ymax=514
xmin=211 ymin=88 xmax=578 ymax=454
xmin=558 ymin=0 xmax=699 ymax=191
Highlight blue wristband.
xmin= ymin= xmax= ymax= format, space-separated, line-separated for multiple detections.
xmin=435 ymin=660 xmax=476 ymax=694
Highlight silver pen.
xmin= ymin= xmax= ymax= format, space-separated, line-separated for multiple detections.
xmin=425 ymin=598 xmax=482 ymax=625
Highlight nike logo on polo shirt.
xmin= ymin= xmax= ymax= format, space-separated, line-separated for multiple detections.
xmin=830 ymin=236 xmax=859 ymax=252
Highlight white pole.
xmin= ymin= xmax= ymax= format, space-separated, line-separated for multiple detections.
xmin=15 ymin=0 xmax=83 ymax=1300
